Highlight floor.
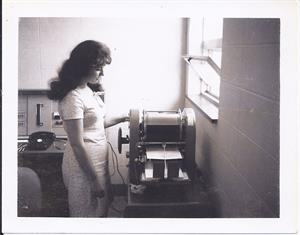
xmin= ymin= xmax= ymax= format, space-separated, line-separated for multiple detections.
xmin=108 ymin=196 xmax=128 ymax=217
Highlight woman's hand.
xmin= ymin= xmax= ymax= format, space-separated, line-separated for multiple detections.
xmin=122 ymin=114 xmax=130 ymax=122
xmin=91 ymin=179 xmax=105 ymax=198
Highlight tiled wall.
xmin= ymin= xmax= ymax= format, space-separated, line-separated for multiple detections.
xmin=186 ymin=18 xmax=280 ymax=217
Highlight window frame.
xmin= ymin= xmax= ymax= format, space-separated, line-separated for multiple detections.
xmin=184 ymin=18 xmax=223 ymax=122
xmin=183 ymin=55 xmax=221 ymax=105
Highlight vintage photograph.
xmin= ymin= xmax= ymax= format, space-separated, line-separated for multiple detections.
xmin=2 ymin=0 xmax=299 ymax=234
xmin=17 ymin=17 xmax=280 ymax=218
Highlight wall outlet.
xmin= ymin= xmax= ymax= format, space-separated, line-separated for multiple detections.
xmin=52 ymin=112 xmax=63 ymax=127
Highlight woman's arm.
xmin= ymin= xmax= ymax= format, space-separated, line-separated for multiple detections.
xmin=104 ymin=114 xmax=129 ymax=128
xmin=63 ymin=118 xmax=104 ymax=197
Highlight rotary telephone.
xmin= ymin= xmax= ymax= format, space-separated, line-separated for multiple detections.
xmin=27 ymin=131 xmax=56 ymax=151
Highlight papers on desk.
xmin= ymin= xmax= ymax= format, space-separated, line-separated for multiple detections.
xmin=145 ymin=146 xmax=183 ymax=160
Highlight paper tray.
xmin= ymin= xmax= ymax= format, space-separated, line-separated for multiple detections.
xmin=145 ymin=146 xmax=183 ymax=160
xmin=141 ymin=170 xmax=190 ymax=183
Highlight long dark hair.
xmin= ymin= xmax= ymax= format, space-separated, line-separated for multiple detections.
xmin=48 ymin=40 xmax=111 ymax=101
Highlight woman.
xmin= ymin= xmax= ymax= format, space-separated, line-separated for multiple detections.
xmin=48 ymin=40 xmax=127 ymax=217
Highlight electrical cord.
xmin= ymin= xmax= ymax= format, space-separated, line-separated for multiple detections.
xmin=109 ymin=143 xmax=116 ymax=177
xmin=107 ymin=141 xmax=126 ymax=186
xmin=106 ymin=143 xmax=147 ymax=195
xmin=107 ymin=141 xmax=128 ymax=204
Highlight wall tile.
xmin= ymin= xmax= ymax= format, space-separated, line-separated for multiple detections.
xmin=221 ymin=45 xmax=280 ymax=101
xmin=199 ymin=130 xmax=275 ymax=217
xmin=218 ymin=82 xmax=241 ymax=124
xmin=186 ymin=99 xmax=217 ymax=172
xmin=215 ymin=117 xmax=279 ymax=216
xmin=223 ymin=18 xmax=280 ymax=45
xmin=219 ymin=82 xmax=279 ymax=160
xmin=232 ymin=124 xmax=279 ymax=216
xmin=237 ymin=88 xmax=279 ymax=159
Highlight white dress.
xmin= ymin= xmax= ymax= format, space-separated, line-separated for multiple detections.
xmin=58 ymin=85 xmax=112 ymax=217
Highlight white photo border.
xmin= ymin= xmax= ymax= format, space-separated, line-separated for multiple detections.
xmin=2 ymin=0 xmax=299 ymax=234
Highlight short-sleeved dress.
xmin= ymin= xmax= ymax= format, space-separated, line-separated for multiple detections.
xmin=58 ymin=85 xmax=112 ymax=217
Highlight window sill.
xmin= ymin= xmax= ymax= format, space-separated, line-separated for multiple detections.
xmin=186 ymin=94 xmax=219 ymax=123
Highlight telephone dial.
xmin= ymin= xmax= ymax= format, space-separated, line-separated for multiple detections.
xmin=27 ymin=131 xmax=56 ymax=151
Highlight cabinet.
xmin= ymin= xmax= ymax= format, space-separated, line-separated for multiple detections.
xmin=18 ymin=95 xmax=28 ymax=136
xmin=27 ymin=95 xmax=52 ymax=133
xmin=18 ymin=91 xmax=66 ymax=136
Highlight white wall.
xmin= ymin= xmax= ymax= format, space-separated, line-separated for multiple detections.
xmin=19 ymin=18 xmax=186 ymax=184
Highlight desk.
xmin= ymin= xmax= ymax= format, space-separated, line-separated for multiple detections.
xmin=18 ymin=140 xmax=65 ymax=157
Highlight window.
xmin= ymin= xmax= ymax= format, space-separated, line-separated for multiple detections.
xmin=184 ymin=18 xmax=223 ymax=121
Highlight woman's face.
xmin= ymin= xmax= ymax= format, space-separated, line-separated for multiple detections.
xmin=86 ymin=66 xmax=104 ymax=84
